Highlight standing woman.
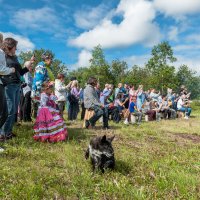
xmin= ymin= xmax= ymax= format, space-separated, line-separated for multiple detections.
xmin=0 ymin=37 xmax=29 ymax=139
xmin=31 ymin=52 xmax=54 ymax=118
xmin=22 ymin=59 xmax=35 ymax=122
xmin=0 ymin=34 xmax=15 ymax=143
xmin=129 ymin=85 xmax=137 ymax=99
xmin=136 ymin=85 xmax=144 ymax=112
xmin=55 ymin=73 xmax=72 ymax=118
xmin=68 ymin=80 xmax=81 ymax=121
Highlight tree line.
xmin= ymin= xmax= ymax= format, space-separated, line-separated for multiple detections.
xmin=19 ymin=42 xmax=200 ymax=99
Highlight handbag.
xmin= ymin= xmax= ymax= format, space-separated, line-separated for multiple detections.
xmin=68 ymin=93 xmax=78 ymax=103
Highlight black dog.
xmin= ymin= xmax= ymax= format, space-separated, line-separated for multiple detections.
xmin=85 ymin=135 xmax=115 ymax=173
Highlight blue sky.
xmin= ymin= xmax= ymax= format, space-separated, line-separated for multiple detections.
xmin=1 ymin=0 xmax=200 ymax=73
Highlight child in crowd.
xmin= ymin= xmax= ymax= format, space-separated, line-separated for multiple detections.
xmin=33 ymin=81 xmax=68 ymax=142
xmin=128 ymin=97 xmax=142 ymax=125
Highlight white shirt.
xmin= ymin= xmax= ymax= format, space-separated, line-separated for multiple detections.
xmin=0 ymin=49 xmax=13 ymax=84
xmin=177 ymin=98 xmax=184 ymax=109
xmin=55 ymin=79 xmax=67 ymax=102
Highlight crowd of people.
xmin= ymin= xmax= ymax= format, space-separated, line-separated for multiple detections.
xmin=0 ymin=34 xmax=192 ymax=153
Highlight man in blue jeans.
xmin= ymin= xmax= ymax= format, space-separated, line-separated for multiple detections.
xmin=84 ymin=77 xmax=109 ymax=129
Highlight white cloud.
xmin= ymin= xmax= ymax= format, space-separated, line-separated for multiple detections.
xmin=153 ymin=0 xmax=200 ymax=17
xmin=72 ymin=49 xmax=92 ymax=68
xmin=10 ymin=7 xmax=61 ymax=33
xmin=168 ymin=26 xmax=179 ymax=41
xmin=1 ymin=32 xmax=35 ymax=52
xmin=123 ymin=52 xmax=200 ymax=75
xmin=74 ymin=4 xmax=109 ymax=29
xmin=69 ymin=0 xmax=161 ymax=49
xmin=173 ymin=44 xmax=200 ymax=52
xmin=175 ymin=55 xmax=200 ymax=74
xmin=186 ymin=34 xmax=200 ymax=43
xmin=123 ymin=54 xmax=150 ymax=67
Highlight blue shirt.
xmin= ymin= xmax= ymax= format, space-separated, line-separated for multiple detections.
xmin=129 ymin=102 xmax=136 ymax=113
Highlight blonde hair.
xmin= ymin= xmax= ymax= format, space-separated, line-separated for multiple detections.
xmin=105 ymin=83 xmax=109 ymax=88
xmin=138 ymin=85 xmax=143 ymax=90
xmin=71 ymin=80 xmax=78 ymax=88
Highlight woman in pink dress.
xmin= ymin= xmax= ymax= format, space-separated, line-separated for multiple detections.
xmin=33 ymin=81 xmax=68 ymax=142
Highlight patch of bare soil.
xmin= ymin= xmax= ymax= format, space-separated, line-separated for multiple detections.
xmin=113 ymin=135 xmax=142 ymax=149
xmin=174 ymin=133 xmax=200 ymax=144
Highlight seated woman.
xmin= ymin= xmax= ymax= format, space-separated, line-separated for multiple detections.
xmin=104 ymin=84 xmax=120 ymax=123
xmin=114 ymin=93 xmax=128 ymax=114
xmin=145 ymin=100 xmax=157 ymax=121
xmin=114 ymin=93 xmax=129 ymax=124
xmin=149 ymin=100 xmax=161 ymax=121
xmin=159 ymin=95 xmax=176 ymax=119
xmin=177 ymin=94 xmax=192 ymax=119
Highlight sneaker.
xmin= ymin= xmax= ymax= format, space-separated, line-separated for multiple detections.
xmin=85 ymin=120 xmax=95 ymax=129
xmin=6 ymin=132 xmax=17 ymax=140
xmin=184 ymin=116 xmax=189 ymax=120
xmin=124 ymin=120 xmax=129 ymax=125
xmin=0 ymin=147 xmax=5 ymax=153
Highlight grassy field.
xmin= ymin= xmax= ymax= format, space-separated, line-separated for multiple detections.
xmin=0 ymin=103 xmax=200 ymax=200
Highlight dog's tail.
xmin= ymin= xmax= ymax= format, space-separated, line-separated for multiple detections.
xmin=85 ymin=147 xmax=89 ymax=159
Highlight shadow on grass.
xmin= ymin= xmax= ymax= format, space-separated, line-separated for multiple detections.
xmin=114 ymin=159 xmax=132 ymax=176
xmin=67 ymin=127 xmax=89 ymax=142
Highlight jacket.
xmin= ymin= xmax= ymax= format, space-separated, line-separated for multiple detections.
xmin=55 ymin=79 xmax=67 ymax=101
xmin=1 ymin=54 xmax=28 ymax=85
xmin=84 ymin=84 xmax=102 ymax=109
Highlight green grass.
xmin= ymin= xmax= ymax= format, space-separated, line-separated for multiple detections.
xmin=0 ymin=105 xmax=200 ymax=199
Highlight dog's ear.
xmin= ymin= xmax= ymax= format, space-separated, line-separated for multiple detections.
xmin=108 ymin=135 xmax=115 ymax=143
xmin=101 ymin=135 xmax=107 ymax=143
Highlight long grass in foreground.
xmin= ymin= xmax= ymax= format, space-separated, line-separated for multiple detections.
xmin=0 ymin=105 xmax=200 ymax=199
